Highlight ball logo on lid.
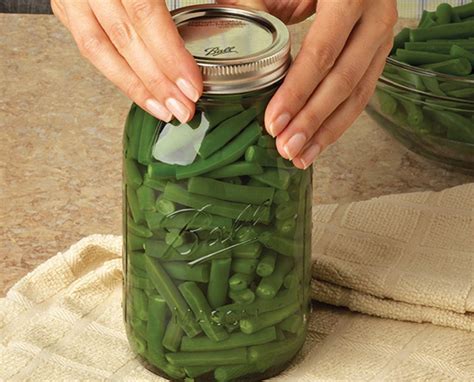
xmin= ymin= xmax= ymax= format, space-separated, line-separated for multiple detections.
xmin=204 ymin=45 xmax=239 ymax=57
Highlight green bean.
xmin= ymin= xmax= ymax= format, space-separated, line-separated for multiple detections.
xmin=145 ymin=239 xmax=179 ymax=259
xmin=181 ymin=326 xmax=276 ymax=352
xmin=398 ymin=69 xmax=427 ymax=91
xmin=283 ymin=269 xmax=299 ymax=289
xmin=162 ymin=317 xmax=184 ymax=352
xmin=410 ymin=21 xmax=474 ymax=42
xmin=148 ymin=162 xmax=176 ymax=180
xmin=127 ymin=186 xmax=145 ymax=224
xmin=405 ymin=41 xmax=474 ymax=54
xmin=161 ymin=262 xmax=210 ymax=283
xmin=205 ymin=161 xmax=264 ymax=178
xmin=138 ymin=112 xmax=159 ymax=165
xmin=125 ymin=159 xmax=142 ymax=189
xmin=212 ymin=288 xmax=297 ymax=325
xmin=187 ymin=177 xmax=274 ymax=205
xmin=129 ymin=251 xmax=146 ymax=271
xmin=275 ymin=201 xmax=298 ymax=220
xmin=166 ymin=348 xmax=248 ymax=367
xmin=249 ymin=329 xmax=305 ymax=371
xmin=395 ymin=49 xmax=451 ymax=65
xmin=176 ymin=121 xmax=262 ymax=180
xmin=131 ymin=265 xmax=147 ymax=278
xmin=155 ymin=196 xmax=176 ymax=215
xmin=145 ymin=295 xmax=168 ymax=364
xmin=257 ymin=256 xmax=293 ymax=299
xmin=450 ymin=44 xmax=474 ymax=65
xmin=144 ymin=211 xmax=165 ymax=231
xmin=278 ymin=314 xmax=303 ymax=334
xmin=275 ymin=326 xmax=286 ymax=341
xmin=228 ymin=272 xmax=254 ymax=291
xmin=165 ymin=229 xmax=186 ymax=248
xmin=231 ymin=258 xmax=258 ymax=275
xmin=439 ymin=80 xmax=472 ymax=92
xmin=251 ymin=168 xmax=290 ymax=190
xmin=436 ymin=3 xmax=453 ymax=24
xmin=391 ymin=27 xmax=411 ymax=54
xmin=453 ymin=2 xmax=474 ymax=18
xmin=399 ymin=99 xmax=424 ymax=127
xmin=205 ymin=105 xmax=245 ymax=129
xmin=199 ymin=109 xmax=258 ymax=158
xmin=423 ymin=107 xmax=474 ymax=143
xmin=276 ymin=217 xmax=297 ymax=236
xmin=145 ymin=239 xmax=229 ymax=262
xmin=259 ymin=231 xmax=303 ymax=257
xmin=214 ymin=364 xmax=259 ymax=382
xmin=232 ymin=241 xmax=262 ymax=259
xmin=421 ymin=77 xmax=446 ymax=96
xmin=240 ymin=301 xmax=300 ymax=334
xmin=234 ymin=226 xmax=265 ymax=243
xmin=130 ymin=316 xmax=147 ymax=338
xmin=256 ymin=250 xmax=276 ymax=277
xmin=130 ymin=287 xmax=148 ymax=321
xmin=273 ymin=189 xmax=290 ymax=205
xmin=144 ymin=256 xmax=201 ymax=337
xmin=128 ymin=233 xmax=145 ymax=251
xmin=258 ymin=135 xmax=276 ymax=149
xmin=229 ymin=288 xmax=255 ymax=304
xmin=376 ymin=89 xmax=398 ymax=115
xmin=207 ymin=258 xmax=232 ymax=309
xmin=129 ymin=333 xmax=146 ymax=356
xmin=245 ymin=145 xmax=293 ymax=169
xmin=128 ymin=220 xmax=153 ymax=238
xmin=226 ymin=177 xmax=242 ymax=185
xmin=447 ymin=87 xmax=474 ymax=98
xmin=159 ymin=210 xmax=232 ymax=231
xmin=128 ymin=107 xmax=144 ymax=160
xmin=163 ymin=183 xmax=271 ymax=223
xmin=136 ymin=185 xmax=156 ymax=211
xmin=421 ymin=58 xmax=472 ymax=75
xmin=142 ymin=174 xmax=167 ymax=191
xmin=178 ymin=281 xmax=229 ymax=342
xmin=130 ymin=274 xmax=151 ymax=290
xmin=418 ymin=10 xmax=437 ymax=29
xmin=184 ymin=366 xmax=214 ymax=378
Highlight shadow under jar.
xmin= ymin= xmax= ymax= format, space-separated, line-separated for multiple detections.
xmin=122 ymin=5 xmax=312 ymax=382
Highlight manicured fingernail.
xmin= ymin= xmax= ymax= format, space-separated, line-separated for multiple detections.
xmin=166 ymin=97 xmax=190 ymax=123
xmin=268 ymin=113 xmax=291 ymax=137
xmin=145 ymin=99 xmax=172 ymax=122
xmin=284 ymin=133 xmax=306 ymax=160
xmin=300 ymin=144 xmax=321 ymax=169
xmin=176 ymin=78 xmax=200 ymax=102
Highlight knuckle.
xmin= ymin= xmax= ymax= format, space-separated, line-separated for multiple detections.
xmin=311 ymin=42 xmax=338 ymax=74
xmin=377 ymin=11 xmax=398 ymax=32
xmin=108 ymin=21 xmax=133 ymax=49
xmin=323 ymin=125 xmax=341 ymax=145
xmin=126 ymin=78 xmax=144 ymax=100
xmin=333 ymin=68 xmax=358 ymax=96
xmin=301 ymin=108 xmax=322 ymax=131
xmin=354 ymin=83 xmax=375 ymax=108
xmin=78 ymin=34 xmax=103 ymax=58
xmin=147 ymin=75 xmax=166 ymax=91
xmin=126 ymin=0 xmax=154 ymax=24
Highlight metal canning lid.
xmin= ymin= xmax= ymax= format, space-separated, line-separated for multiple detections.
xmin=172 ymin=4 xmax=291 ymax=94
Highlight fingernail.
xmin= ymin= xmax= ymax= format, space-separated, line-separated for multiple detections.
xmin=300 ymin=144 xmax=321 ymax=169
xmin=176 ymin=78 xmax=200 ymax=102
xmin=166 ymin=97 xmax=190 ymax=123
xmin=284 ymin=133 xmax=306 ymax=160
xmin=145 ymin=99 xmax=172 ymax=122
xmin=268 ymin=113 xmax=291 ymax=137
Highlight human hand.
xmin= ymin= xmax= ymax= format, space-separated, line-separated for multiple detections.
xmin=51 ymin=0 xmax=202 ymax=123
xmin=224 ymin=0 xmax=397 ymax=169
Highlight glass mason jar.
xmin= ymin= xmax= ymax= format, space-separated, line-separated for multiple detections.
xmin=123 ymin=5 xmax=312 ymax=381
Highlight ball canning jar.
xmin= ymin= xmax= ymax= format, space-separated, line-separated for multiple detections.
xmin=123 ymin=5 xmax=312 ymax=381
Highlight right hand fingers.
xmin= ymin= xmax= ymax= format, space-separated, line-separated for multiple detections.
xmin=53 ymin=0 xmax=200 ymax=123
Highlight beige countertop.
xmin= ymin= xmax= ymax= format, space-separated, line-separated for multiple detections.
xmin=1 ymin=14 xmax=472 ymax=296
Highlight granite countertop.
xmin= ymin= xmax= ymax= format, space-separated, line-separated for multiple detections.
xmin=1 ymin=14 xmax=472 ymax=296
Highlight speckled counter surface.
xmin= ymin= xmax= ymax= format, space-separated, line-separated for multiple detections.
xmin=1 ymin=14 xmax=472 ymax=296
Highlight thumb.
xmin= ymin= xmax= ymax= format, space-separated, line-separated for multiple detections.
xmin=215 ymin=0 xmax=268 ymax=12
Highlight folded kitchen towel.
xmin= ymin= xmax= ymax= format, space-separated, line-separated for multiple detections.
xmin=311 ymin=183 xmax=474 ymax=332
xmin=1 ymin=184 xmax=473 ymax=380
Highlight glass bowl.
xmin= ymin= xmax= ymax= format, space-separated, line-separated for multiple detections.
xmin=366 ymin=52 xmax=474 ymax=172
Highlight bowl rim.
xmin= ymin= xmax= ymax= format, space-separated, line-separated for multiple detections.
xmin=380 ymin=57 xmax=474 ymax=105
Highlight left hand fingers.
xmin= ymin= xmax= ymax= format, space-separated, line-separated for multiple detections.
xmin=292 ymin=37 xmax=393 ymax=169
xmin=274 ymin=2 xmax=397 ymax=161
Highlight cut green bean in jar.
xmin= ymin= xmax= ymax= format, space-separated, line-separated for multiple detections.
xmin=123 ymin=4 xmax=311 ymax=382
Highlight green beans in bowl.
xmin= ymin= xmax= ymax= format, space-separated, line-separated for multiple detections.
xmin=366 ymin=2 xmax=474 ymax=171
